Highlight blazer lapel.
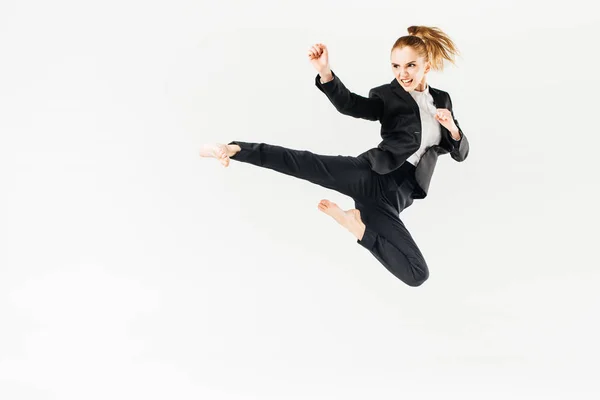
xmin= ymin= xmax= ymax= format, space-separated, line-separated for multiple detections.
xmin=427 ymin=86 xmax=445 ymax=109
xmin=390 ymin=78 xmax=420 ymax=116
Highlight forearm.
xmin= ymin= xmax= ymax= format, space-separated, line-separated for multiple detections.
xmin=444 ymin=95 xmax=468 ymax=161
xmin=450 ymin=128 xmax=469 ymax=162
xmin=314 ymin=70 xmax=382 ymax=121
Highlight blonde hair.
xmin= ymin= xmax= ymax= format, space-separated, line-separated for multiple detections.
xmin=391 ymin=26 xmax=459 ymax=71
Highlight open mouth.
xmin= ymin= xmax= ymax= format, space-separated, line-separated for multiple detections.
xmin=400 ymin=78 xmax=413 ymax=86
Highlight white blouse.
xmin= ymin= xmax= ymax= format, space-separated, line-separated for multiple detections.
xmin=406 ymin=85 xmax=442 ymax=166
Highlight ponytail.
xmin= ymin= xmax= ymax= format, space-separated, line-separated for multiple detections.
xmin=392 ymin=26 xmax=459 ymax=71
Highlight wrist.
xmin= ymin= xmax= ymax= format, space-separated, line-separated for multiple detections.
xmin=319 ymin=69 xmax=333 ymax=83
xmin=450 ymin=128 xmax=461 ymax=140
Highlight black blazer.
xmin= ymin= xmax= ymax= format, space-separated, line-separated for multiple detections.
xmin=315 ymin=70 xmax=469 ymax=199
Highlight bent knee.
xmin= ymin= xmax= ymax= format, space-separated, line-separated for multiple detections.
xmin=406 ymin=268 xmax=429 ymax=287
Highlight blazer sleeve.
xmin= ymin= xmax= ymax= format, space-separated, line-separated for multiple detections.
xmin=446 ymin=94 xmax=469 ymax=162
xmin=314 ymin=70 xmax=383 ymax=121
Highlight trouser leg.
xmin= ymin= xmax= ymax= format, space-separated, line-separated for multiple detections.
xmin=354 ymin=199 xmax=429 ymax=287
xmin=229 ymin=141 xmax=428 ymax=286
xmin=228 ymin=141 xmax=385 ymax=200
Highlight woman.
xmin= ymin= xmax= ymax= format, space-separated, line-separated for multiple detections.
xmin=200 ymin=26 xmax=470 ymax=287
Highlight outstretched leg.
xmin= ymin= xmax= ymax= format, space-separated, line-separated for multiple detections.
xmin=200 ymin=141 xmax=389 ymax=201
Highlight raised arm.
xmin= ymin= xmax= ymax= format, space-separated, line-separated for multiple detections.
xmin=308 ymin=43 xmax=383 ymax=121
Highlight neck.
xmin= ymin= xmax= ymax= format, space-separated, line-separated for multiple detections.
xmin=415 ymin=79 xmax=427 ymax=92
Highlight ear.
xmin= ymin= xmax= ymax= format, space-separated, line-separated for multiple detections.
xmin=424 ymin=61 xmax=432 ymax=74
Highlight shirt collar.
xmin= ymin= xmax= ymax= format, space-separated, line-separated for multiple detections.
xmin=409 ymin=84 xmax=430 ymax=100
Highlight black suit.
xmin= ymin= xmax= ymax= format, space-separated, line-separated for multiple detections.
xmin=314 ymin=70 xmax=470 ymax=199
xmin=225 ymin=71 xmax=469 ymax=287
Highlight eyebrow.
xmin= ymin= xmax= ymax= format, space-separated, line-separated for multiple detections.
xmin=391 ymin=61 xmax=417 ymax=66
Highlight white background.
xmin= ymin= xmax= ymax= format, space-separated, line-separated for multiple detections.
xmin=1 ymin=0 xmax=599 ymax=398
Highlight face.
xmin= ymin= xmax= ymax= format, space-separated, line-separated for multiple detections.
xmin=390 ymin=46 xmax=431 ymax=92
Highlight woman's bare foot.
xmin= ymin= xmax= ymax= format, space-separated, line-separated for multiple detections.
xmin=318 ymin=199 xmax=366 ymax=241
xmin=199 ymin=143 xmax=240 ymax=167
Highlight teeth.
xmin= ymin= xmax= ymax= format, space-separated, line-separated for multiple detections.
xmin=402 ymin=79 xmax=412 ymax=84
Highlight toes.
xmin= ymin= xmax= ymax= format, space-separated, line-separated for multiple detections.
xmin=199 ymin=144 xmax=212 ymax=157
xmin=318 ymin=199 xmax=341 ymax=210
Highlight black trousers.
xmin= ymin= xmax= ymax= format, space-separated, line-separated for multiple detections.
xmin=228 ymin=141 xmax=429 ymax=287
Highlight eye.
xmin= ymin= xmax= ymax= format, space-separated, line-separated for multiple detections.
xmin=408 ymin=64 xmax=415 ymax=67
